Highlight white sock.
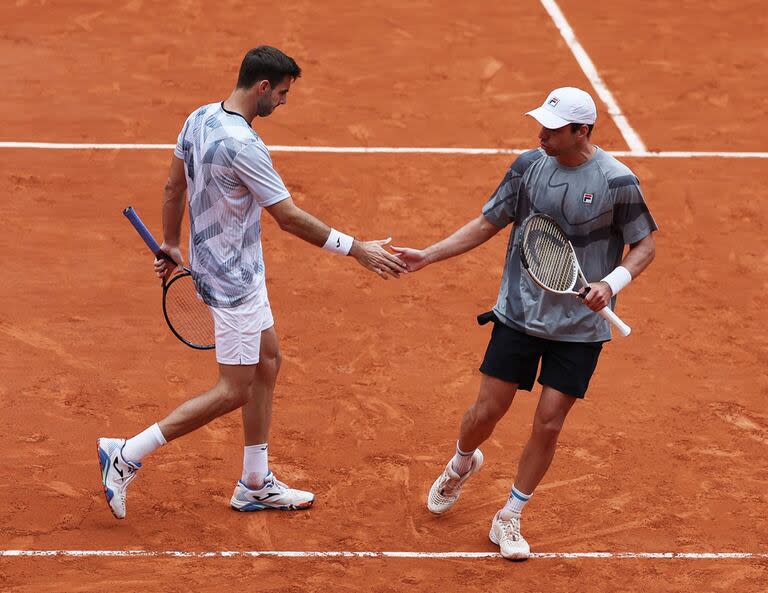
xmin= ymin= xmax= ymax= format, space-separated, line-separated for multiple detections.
xmin=242 ymin=443 xmax=269 ymax=488
xmin=450 ymin=441 xmax=476 ymax=476
xmin=122 ymin=423 xmax=167 ymax=464
xmin=501 ymin=484 xmax=532 ymax=517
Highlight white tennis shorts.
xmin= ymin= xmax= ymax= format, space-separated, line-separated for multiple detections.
xmin=209 ymin=289 xmax=274 ymax=365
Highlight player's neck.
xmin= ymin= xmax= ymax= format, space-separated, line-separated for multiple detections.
xmin=223 ymin=90 xmax=257 ymax=124
xmin=555 ymin=143 xmax=596 ymax=168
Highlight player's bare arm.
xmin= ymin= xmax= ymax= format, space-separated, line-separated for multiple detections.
xmin=266 ymin=197 xmax=407 ymax=279
xmin=392 ymin=214 xmax=501 ymax=272
xmin=155 ymin=155 xmax=187 ymax=278
xmin=583 ymin=232 xmax=656 ymax=312
xmin=620 ymin=232 xmax=656 ymax=278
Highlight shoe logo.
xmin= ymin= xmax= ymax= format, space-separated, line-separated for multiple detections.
xmin=336 ymin=237 xmax=341 ymax=248
xmin=253 ymin=492 xmax=280 ymax=502
xmin=112 ymin=457 xmax=124 ymax=478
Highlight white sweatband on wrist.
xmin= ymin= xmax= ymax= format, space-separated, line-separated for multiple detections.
xmin=323 ymin=228 xmax=354 ymax=255
xmin=601 ymin=265 xmax=632 ymax=296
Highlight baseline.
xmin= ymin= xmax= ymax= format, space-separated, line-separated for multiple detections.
xmin=2 ymin=550 xmax=766 ymax=559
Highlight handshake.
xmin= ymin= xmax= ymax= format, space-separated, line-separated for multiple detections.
xmin=348 ymin=238 xmax=430 ymax=280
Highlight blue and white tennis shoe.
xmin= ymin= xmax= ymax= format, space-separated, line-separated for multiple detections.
xmin=230 ymin=472 xmax=314 ymax=511
xmin=97 ymin=437 xmax=141 ymax=519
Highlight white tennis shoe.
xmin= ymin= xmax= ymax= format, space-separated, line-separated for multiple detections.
xmin=426 ymin=449 xmax=484 ymax=514
xmin=230 ymin=472 xmax=315 ymax=511
xmin=489 ymin=510 xmax=531 ymax=560
xmin=97 ymin=437 xmax=141 ymax=520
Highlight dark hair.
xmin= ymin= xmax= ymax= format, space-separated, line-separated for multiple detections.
xmin=236 ymin=46 xmax=301 ymax=89
xmin=570 ymin=123 xmax=594 ymax=138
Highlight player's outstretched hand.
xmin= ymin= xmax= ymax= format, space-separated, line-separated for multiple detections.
xmin=154 ymin=243 xmax=184 ymax=280
xmin=349 ymin=238 xmax=407 ymax=280
xmin=390 ymin=246 xmax=431 ymax=273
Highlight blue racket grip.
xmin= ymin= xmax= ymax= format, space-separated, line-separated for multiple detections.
xmin=123 ymin=206 xmax=173 ymax=262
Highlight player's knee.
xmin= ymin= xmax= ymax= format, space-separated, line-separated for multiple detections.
xmin=220 ymin=385 xmax=251 ymax=410
xmin=258 ymin=348 xmax=282 ymax=376
xmin=533 ymin=416 xmax=565 ymax=440
xmin=472 ymin=400 xmax=507 ymax=427
xmin=270 ymin=349 xmax=282 ymax=372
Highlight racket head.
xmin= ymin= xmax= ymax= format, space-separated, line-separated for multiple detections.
xmin=519 ymin=214 xmax=579 ymax=294
xmin=162 ymin=270 xmax=216 ymax=350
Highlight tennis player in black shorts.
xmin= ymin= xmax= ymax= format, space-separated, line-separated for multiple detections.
xmin=393 ymin=87 xmax=657 ymax=559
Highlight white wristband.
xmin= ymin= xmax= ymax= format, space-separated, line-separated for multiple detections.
xmin=323 ymin=228 xmax=354 ymax=255
xmin=601 ymin=266 xmax=632 ymax=296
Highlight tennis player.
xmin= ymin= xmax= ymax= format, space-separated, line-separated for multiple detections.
xmin=97 ymin=46 xmax=405 ymax=519
xmin=392 ymin=87 xmax=657 ymax=559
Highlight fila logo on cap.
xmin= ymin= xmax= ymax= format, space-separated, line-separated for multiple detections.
xmin=582 ymin=193 xmax=594 ymax=204
xmin=526 ymin=87 xmax=597 ymax=128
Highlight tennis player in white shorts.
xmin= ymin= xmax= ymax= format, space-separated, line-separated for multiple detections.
xmin=97 ymin=45 xmax=406 ymax=520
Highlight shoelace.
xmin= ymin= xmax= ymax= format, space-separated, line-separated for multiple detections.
xmin=263 ymin=477 xmax=289 ymax=493
xmin=500 ymin=516 xmax=522 ymax=541
xmin=439 ymin=464 xmax=471 ymax=496
xmin=436 ymin=471 xmax=456 ymax=495
xmin=114 ymin=462 xmax=137 ymax=487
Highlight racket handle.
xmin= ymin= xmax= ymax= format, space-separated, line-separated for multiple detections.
xmin=598 ymin=306 xmax=631 ymax=337
xmin=123 ymin=206 xmax=174 ymax=263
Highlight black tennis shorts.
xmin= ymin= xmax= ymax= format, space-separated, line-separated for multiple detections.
xmin=478 ymin=312 xmax=603 ymax=399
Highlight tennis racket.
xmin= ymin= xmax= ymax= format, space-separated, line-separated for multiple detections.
xmin=123 ymin=206 xmax=215 ymax=350
xmin=519 ymin=213 xmax=631 ymax=337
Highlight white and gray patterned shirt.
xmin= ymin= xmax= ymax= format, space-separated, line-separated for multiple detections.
xmin=482 ymin=147 xmax=658 ymax=342
xmin=174 ymin=102 xmax=290 ymax=307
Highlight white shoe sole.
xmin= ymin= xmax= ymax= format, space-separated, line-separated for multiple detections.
xmin=230 ymin=496 xmax=314 ymax=512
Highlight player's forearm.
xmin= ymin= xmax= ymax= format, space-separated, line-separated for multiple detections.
xmin=277 ymin=206 xmax=333 ymax=247
xmin=162 ymin=188 xmax=186 ymax=246
xmin=424 ymin=215 xmax=500 ymax=264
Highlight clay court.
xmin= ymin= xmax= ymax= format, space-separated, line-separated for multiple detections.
xmin=1 ymin=0 xmax=767 ymax=591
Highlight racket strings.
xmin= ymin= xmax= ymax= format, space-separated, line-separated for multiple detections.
xmin=524 ymin=217 xmax=577 ymax=291
xmin=164 ymin=274 xmax=215 ymax=348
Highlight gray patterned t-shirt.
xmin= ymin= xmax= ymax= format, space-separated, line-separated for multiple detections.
xmin=174 ymin=102 xmax=290 ymax=307
xmin=482 ymin=147 xmax=658 ymax=342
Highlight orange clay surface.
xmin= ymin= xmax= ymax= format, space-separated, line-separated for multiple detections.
xmin=1 ymin=1 xmax=767 ymax=592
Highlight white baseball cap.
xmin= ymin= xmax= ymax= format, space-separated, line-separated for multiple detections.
xmin=525 ymin=87 xmax=597 ymax=128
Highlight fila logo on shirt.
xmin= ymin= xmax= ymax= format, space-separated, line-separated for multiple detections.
xmin=582 ymin=193 xmax=594 ymax=204
xmin=548 ymin=96 xmax=560 ymax=107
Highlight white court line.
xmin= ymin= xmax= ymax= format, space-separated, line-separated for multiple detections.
xmin=609 ymin=150 xmax=768 ymax=159
xmin=539 ymin=0 xmax=647 ymax=154
xmin=0 ymin=142 xmax=518 ymax=154
xmin=0 ymin=142 xmax=766 ymax=158
xmin=1 ymin=550 xmax=766 ymax=559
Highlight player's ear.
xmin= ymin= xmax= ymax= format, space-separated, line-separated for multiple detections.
xmin=256 ymin=79 xmax=271 ymax=95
